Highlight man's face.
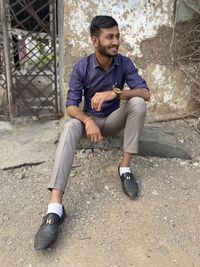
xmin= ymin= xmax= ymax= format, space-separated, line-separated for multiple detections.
xmin=93 ymin=26 xmax=120 ymax=57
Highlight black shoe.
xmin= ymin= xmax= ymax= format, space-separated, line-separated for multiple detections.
xmin=118 ymin=167 xmax=139 ymax=199
xmin=34 ymin=207 xmax=65 ymax=250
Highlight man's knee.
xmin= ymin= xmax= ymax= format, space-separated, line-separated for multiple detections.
xmin=64 ymin=118 xmax=82 ymax=128
xmin=63 ymin=119 xmax=83 ymax=137
xmin=127 ymin=97 xmax=147 ymax=116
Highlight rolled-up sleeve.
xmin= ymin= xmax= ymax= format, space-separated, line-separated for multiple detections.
xmin=66 ymin=64 xmax=83 ymax=107
xmin=124 ymin=58 xmax=148 ymax=90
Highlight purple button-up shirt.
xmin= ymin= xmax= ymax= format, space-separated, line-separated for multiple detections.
xmin=66 ymin=53 xmax=148 ymax=117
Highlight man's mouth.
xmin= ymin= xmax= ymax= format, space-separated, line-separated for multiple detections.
xmin=110 ymin=46 xmax=118 ymax=51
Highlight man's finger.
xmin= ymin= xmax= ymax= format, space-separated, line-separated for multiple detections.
xmin=93 ymin=134 xmax=98 ymax=143
xmin=90 ymin=134 xmax=95 ymax=143
xmin=91 ymin=100 xmax=97 ymax=110
xmin=98 ymin=135 xmax=103 ymax=144
xmin=91 ymin=96 xmax=95 ymax=109
xmin=87 ymin=133 xmax=91 ymax=141
xmin=93 ymin=102 xmax=97 ymax=111
xmin=92 ymin=95 xmax=102 ymax=111
xmin=94 ymin=98 xmax=99 ymax=110
xmin=97 ymin=99 xmax=103 ymax=111
xmin=91 ymin=98 xmax=96 ymax=109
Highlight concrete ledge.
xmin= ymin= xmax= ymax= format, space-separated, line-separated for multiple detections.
xmin=78 ymin=126 xmax=192 ymax=160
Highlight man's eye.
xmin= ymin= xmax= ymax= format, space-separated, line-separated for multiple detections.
xmin=106 ymin=35 xmax=120 ymax=40
xmin=106 ymin=35 xmax=113 ymax=40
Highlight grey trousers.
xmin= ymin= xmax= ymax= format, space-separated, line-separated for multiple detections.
xmin=48 ymin=97 xmax=147 ymax=192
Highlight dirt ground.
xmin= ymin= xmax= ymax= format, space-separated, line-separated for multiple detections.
xmin=0 ymin=118 xmax=200 ymax=267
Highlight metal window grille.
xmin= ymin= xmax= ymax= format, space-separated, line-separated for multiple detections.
xmin=0 ymin=0 xmax=62 ymax=120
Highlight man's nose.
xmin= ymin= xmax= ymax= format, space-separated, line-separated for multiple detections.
xmin=112 ymin=37 xmax=119 ymax=45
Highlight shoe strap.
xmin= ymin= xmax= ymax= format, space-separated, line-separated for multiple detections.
xmin=120 ymin=172 xmax=135 ymax=181
xmin=43 ymin=213 xmax=60 ymax=225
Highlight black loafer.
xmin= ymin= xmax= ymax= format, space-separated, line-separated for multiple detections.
xmin=34 ymin=207 xmax=65 ymax=250
xmin=118 ymin=168 xmax=139 ymax=199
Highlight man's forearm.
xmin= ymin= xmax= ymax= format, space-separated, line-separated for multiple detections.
xmin=120 ymin=88 xmax=150 ymax=101
xmin=66 ymin=106 xmax=92 ymax=124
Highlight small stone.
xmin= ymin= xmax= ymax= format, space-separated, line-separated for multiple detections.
xmin=20 ymin=173 xmax=26 ymax=179
xmin=70 ymin=172 xmax=76 ymax=177
xmin=32 ymin=116 xmax=38 ymax=121
xmin=93 ymin=148 xmax=101 ymax=154
xmin=152 ymin=190 xmax=159 ymax=195
xmin=105 ymin=185 xmax=109 ymax=191
xmin=180 ymin=161 xmax=187 ymax=166
xmin=194 ymin=156 xmax=200 ymax=162
xmin=110 ymin=191 xmax=115 ymax=197
xmin=193 ymin=162 xmax=199 ymax=167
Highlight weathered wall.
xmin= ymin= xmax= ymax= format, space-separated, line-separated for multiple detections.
xmin=62 ymin=0 xmax=196 ymax=115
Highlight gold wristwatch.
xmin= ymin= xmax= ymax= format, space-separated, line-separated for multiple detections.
xmin=112 ymin=87 xmax=122 ymax=99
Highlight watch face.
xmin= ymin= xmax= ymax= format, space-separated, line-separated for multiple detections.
xmin=113 ymin=88 xmax=122 ymax=99
xmin=113 ymin=88 xmax=121 ymax=94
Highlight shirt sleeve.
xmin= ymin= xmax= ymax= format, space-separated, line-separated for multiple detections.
xmin=124 ymin=58 xmax=148 ymax=90
xmin=66 ymin=64 xmax=84 ymax=107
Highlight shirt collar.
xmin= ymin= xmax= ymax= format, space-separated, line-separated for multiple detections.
xmin=92 ymin=53 xmax=119 ymax=68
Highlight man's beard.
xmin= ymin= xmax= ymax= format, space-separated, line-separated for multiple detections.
xmin=98 ymin=43 xmax=119 ymax=58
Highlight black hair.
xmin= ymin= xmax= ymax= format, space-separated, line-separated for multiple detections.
xmin=90 ymin=15 xmax=118 ymax=37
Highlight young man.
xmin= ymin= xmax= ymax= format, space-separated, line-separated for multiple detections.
xmin=34 ymin=15 xmax=150 ymax=250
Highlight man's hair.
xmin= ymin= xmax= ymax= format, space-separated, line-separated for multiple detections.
xmin=90 ymin=15 xmax=118 ymax=37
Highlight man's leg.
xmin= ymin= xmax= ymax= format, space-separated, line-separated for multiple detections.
xmin=34 ymin=119 xmax=84 ymax=250
xmin=49 ymin=189 xmax=63 ymax=204
xmin=102 ymin=97 xmax=147 ymax=198
xmin=120 ymin=151 xmax=132 ymax=167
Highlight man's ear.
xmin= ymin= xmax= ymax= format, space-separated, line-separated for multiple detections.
xmin=91 ymin=36 xmax=98 ymax=47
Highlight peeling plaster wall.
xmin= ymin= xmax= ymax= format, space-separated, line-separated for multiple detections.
xmin=62 ymin=0 xmax=193 ymax=115
xmin=145 ymin=64 xmax=191 ymax=113
xmin=65 ymin=0 xmax=173 ymax=57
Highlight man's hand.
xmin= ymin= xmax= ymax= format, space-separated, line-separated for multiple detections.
xmin=91 ymin=91 xmax=116 ymax=111
xmin=85 ymin=118 xmax=103 ymax=144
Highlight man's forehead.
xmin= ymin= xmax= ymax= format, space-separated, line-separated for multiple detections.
xmin=100 ymin=26 xmax=119 ymax=35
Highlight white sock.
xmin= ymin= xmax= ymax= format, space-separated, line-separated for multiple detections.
xmin=47 ymin=203 xmax=63 ymax=218
xmin=119 ymin=167 xmax=131 ymax=176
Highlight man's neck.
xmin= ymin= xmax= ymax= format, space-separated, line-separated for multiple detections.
xmin=95 ymin=52 xmax=114 ymax=71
